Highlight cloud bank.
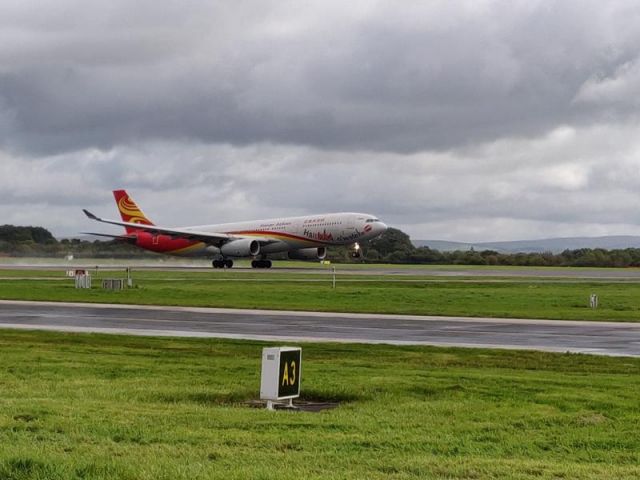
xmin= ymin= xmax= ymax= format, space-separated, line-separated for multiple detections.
xmin=1 ymin=0 xmax=640 ymax=241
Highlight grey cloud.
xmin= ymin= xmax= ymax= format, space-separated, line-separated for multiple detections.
xmin=2 ymin=118 xmax=640 ymax=241
xmin=1 ymin=1 xmax=640 ymax=155
xmin=2 ymin=2 xmax=640 ymax=243
xmin=574 ymin=60 xmax=640 ymax=111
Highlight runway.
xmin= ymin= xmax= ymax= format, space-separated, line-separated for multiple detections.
xmin=4 ymin=262 xmax=640 ymax=279
xmin=1 ymin=300 xmax=639 ymax=357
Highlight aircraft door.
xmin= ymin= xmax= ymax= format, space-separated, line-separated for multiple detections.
xmin=346 ymin=215 xmax=355 ymax=230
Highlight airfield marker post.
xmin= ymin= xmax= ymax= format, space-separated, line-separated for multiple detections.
xmin=332 ymin=267 xmax=336 ymax=289
xmin=74 ymin=270 xmax=91 ymax=289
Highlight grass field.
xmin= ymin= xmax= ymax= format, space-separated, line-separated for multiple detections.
xmin=0 ymin=330 xmax=639 ymax=479
xmin=2 ymin=268 xmax=640 ymax=321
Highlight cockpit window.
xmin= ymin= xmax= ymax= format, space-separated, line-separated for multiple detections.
xmin=366 ymin=218 xmax=380 ymax=223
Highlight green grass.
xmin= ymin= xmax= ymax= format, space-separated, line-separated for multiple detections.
xmin=0 ymin=330 xmax=638 ymax=479
xmin=2 ymin=269 xmax=640 ymax=321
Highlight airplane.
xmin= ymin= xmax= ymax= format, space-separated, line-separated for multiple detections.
xmin=83 ymin=190 xmax=388 ymax=268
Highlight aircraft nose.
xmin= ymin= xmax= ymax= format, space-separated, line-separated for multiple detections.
xmin=378 ymin=222 xmax=388 ymax=233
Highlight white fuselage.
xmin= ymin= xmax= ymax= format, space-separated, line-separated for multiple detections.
xmin=185 ymin=212 xmax=387 ymax=255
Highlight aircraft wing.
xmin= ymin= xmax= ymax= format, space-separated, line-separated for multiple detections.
xmin=83 ymin=210 xmax=278 ymax=246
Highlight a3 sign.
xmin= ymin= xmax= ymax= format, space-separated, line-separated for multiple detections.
xmin=260 ymin=347 xmax=302 ymax=402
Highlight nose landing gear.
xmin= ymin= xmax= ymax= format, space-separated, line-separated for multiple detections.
xmin=212 ymin=259 xmax=234 ymax=268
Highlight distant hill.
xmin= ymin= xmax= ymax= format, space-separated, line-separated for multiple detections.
xmin=413 ymin=236 xmax=640 ymax=254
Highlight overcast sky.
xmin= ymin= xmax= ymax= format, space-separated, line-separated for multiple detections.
xmin=2 ymin=0 xmax=640 ymax=241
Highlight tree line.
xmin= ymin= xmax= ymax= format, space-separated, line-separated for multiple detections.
xmin=356 ymin=228 xmax=640 ymax=268
xmin=4 ymin=224 xmax=640 ymax=267
xmin=0 ymin=225 xmax=156 ymax=258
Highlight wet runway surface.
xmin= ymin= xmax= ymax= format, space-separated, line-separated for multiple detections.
xmin=1 ymin=301 xmax=639 ymax=357
xmin=3 ymin=263 xmax=640 ymax=278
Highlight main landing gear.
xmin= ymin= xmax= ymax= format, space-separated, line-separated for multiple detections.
xmin=212 ymin=259 xmax=233 ymax=269
xmin=251 ymin=259 xmax=272 ymax=269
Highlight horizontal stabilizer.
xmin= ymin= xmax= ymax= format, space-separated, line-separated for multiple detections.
xmin=81 ymin=232 xmax=135 ymax=241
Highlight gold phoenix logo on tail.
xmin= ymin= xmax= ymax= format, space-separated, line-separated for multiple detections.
xmin=113 ymin=190 xmax=154 ymax=232
xmin=117 ymin=196 xmax=151 ymax=224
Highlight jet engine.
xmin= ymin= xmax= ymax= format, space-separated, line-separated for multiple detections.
xmin=288 ymin=247 xmax=327 ymax=261
xmin=220 ymin=239 xmax=260 ymax=257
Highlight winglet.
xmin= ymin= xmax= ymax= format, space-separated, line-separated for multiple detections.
xmin=83 ymin=209 xmax=99 ymax=221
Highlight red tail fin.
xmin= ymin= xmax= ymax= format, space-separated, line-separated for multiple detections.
xmin=113 ymin=190 xmax=154 ymax=234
